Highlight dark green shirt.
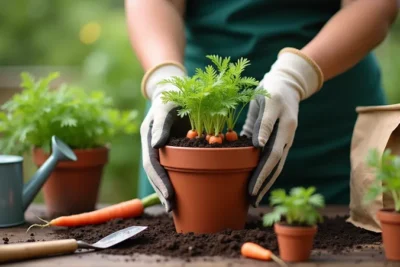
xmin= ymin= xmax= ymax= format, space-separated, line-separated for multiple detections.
xmin=138 ymin=0 xmax=387 ymax=205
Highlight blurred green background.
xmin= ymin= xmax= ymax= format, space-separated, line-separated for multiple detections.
xmin=0 ymin=1 xmax=399 ymax=204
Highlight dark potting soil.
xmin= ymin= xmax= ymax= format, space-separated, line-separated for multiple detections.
xmin=56 ymin=213 xmax=382 ymax=260
xmin=167 ymin=135 xmax=253 ymax=148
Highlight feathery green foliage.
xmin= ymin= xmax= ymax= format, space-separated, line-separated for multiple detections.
xmin=0 ymin=72 xmax=139 ymax=155
xmin=159 ymin=55 xmax=269 ymax=137
xmin=364 ymin=148 xmax=400 ymax=212
xmin=263 ymin=187 xmax=325 ymax=227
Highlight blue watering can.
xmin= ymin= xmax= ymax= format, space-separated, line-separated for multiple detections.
xmin=0 ymin=136 xmax=77 ymax=227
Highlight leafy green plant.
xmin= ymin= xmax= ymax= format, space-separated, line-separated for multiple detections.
xmin=364 ymin=148 xmax=400 ymax=212
xmin=159 ymin=55 xmax=269 ymax=144
xmin=0 ymin=72 xmax=139 ymax=155
xmin=263 ymin=187 xmax=325 ymax=227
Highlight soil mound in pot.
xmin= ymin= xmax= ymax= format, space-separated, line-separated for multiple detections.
xmin=56 ymin=212 xmax=382 ymax=260
xmin=167 ymin=136 xmax=253 ymax=148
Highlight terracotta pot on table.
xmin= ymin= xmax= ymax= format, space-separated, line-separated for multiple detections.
xmin=33 ymin=146 xmax=109 ymax=218
xmin=377 ymin=209 xmax=400 ymax=261
xmin=274 ymin=222 xmax=317 ymax=262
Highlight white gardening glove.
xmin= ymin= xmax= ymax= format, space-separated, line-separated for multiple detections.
xmin=140 ymin=62 xmax=186 ymax=212
xmin=241 ymin=48 xmax=324 ymax=207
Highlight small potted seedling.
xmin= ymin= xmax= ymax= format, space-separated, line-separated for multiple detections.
xmin=0 ymin=72 xmax=139 ymax=217
xmin=364 ymin=148 xmax=400 ymax=261
xmin=158 ymin=55 xmax=269 ymax=234
xmin=263 ymin=187 xmax=325 ymax=262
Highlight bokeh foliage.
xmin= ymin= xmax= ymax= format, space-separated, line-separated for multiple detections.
xmin=0 ymin=0 xmax=399 ymax=203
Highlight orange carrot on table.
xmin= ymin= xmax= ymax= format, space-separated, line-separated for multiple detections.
xmin=241 ymin=242 xmax=287 ymax=267
xmin=27 ymin=193 xmax=160 ymax=231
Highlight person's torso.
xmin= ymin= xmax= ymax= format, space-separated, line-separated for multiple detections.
xmin=184 ymin=0 xmax=341 ymax=79
xmin=181 ymin=0 xmax=387 ymax=203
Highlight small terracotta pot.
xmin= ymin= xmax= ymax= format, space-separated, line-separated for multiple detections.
xmin=33 ymin=146 xmax=109 ymax=217
xmin=159 ymin=145 xmax=260 ymax=234
xmin=377 ymin=209 xmax=400 ymax=261
xmin=274 ymin=222 xmax=317 ymax=262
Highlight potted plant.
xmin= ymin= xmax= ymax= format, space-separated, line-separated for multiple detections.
xmin=158 ymin=55 xmax=269 ymax=234
xmin=364 ymin=148 xmax=400 ymax=261
xmin=0 ymin=72 xmax=139 ymax=217
xmin=263 ymin=186 xmax=325 ymax=262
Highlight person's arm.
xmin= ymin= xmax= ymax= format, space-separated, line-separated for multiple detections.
xmin=124 ymin=0 xmax=186 ymax=72
xmin=301 ymin=0 xmax=398 ymax=81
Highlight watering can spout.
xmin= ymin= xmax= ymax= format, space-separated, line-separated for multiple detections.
xmin=22 ymin=136 xmax=77 ymax=211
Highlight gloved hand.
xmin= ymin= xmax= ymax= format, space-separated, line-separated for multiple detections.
xmin=140 ymin=61 xmax=187 ymax=212
xmin=241 ymin=48 xmax=324 ymax=207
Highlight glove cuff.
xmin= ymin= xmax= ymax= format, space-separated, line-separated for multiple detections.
xmin=141 ymin=61 xmax=187 ymax=100
xmin=273 ymin=47 xmax=324 ymax=100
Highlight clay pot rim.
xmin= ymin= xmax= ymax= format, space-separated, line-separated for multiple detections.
xmin=33 ymin=145 xmax=110 ymax=153
xmin=33 ymin=145 xmax=109 ymax=168
xmin=377 ymin=209 xmax=400 ymax=224
xmin=162 ymin=145 xmax=258 ymax=151
xmin=274 ymin=222 xmax=318 ymax=236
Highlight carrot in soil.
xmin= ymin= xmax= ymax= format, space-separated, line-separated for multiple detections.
xmin=241 ymin=242 xmax=287 ymax=267
xmin=206 ymin=133 xmax=213 ymax=142
xmin=209 ymin=135 xmax=223 ymax=144
xmin=218 ymin=132 xmax=224 ymax=140
xmin=186 ymin=129 xmax=198 ymax=139
xmin=225 ymin=129 xmax=238 ymax=141
xmin=26 ymin=193 xmax=160 ymax=231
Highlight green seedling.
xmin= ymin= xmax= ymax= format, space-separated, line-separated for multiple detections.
xmin=263 ymin=186 xmax=325 ymax=227
xmin=364 ymin=148 xmax=400 ymax=212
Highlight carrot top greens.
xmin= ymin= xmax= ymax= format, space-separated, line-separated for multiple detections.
xmin=364 ymin=148 xmax=400 ymax=212
xmin=159 ymin=55 xmax=269 ymax=143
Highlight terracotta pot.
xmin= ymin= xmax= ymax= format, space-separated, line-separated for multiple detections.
xmin=377 ymin=209 xmax=400 ymax=261
xmin=274 ymin=222 xmax=317 ymax=262
xmin=32 ymin=146 xmax=109 ymax=217
xmin=159 ymin=145 xmax=260 ymax=234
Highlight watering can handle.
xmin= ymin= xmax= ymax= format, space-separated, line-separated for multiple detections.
xmin=0 ymin=239 xmax=78 ymax=263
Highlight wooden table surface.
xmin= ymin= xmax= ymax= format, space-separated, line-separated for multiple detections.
xmin=0 ymin=204 xmax=399 ymax=267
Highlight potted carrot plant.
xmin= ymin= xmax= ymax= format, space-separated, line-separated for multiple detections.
xmin=158 ymin=55 xmax=269 ymax=234
xmin=263 ymin=186 xmax=325 ymax=262
xmin=0 ymin=72 xmax=139 ymax=217
xmin=364 ymin=148 xmax=400 ymax=261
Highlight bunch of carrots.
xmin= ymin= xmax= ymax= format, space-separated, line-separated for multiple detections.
xmin=160 ymin=55 xmax=269 ymax=144
xmin=27 ymin=193 xmax=160 ymax=230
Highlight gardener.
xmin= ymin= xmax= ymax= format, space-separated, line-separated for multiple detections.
xmin=125 ymin=0 xmax=398 ymax=211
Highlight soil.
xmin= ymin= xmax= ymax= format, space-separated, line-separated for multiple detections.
xmin=55 ymin=213 xmax=382 ymax=261
xmin=167 ymin=135 xmax=253 ymax=148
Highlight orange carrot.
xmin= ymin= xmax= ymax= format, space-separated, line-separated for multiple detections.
xmin=206 ymin=133 xmax=213 ymax=142
xmin=241 ymin=242 xmax=287 ymax=266
xmin=209 ymin=135 xmax=223 ymax=144
xmin=218 ymin=132 xmax=225 ymax=140
xmin=186 ymin=129 xmax=198 ymax=139
xmin=27 ymin=193 xmax=160 ymax=231
xmin=225 ymin=129 xmax=238 ymax=141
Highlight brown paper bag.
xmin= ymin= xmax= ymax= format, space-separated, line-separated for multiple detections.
xmin=347 ymin=104 xmax=400 ymax=233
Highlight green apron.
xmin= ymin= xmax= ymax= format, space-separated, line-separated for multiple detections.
xmin=138 ymin=0 xmax=387 ymax=205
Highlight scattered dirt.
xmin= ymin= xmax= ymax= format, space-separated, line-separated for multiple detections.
xmin=167 ymin=135 xmax=253 ymax=148
xmin=2 ymin=237 xmax=9 ymax=244
xmin=56 ymin=213 xmax=382 ymax=260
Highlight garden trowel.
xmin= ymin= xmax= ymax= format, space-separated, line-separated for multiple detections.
xmin=0 ymin=225 xmax=147 ymax=263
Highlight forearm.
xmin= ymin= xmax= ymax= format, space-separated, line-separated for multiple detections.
xmin=301 ymin=0 xmax=398 ymax=81
xmin=125 ymin=0 xmax=186 ymax=71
